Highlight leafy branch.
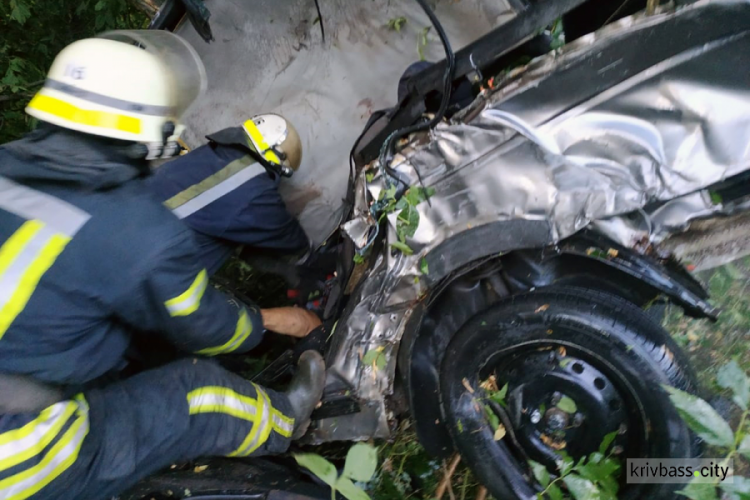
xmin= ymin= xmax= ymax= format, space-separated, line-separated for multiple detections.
xmin=294 ymin=443 xmax=378 ymax=500
xmin=377 ymin=186 xmax=434 ymax=256
xmin=531 ymin=433 xmax=620 ymax=500
xmin=666 ymin=360 xmax=750 ymax=500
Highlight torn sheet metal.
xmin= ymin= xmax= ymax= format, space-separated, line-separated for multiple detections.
xmin=176 ymin=0 xmax=516 ymax=246
xmin=321 ymin=0 xmax=750 ymax=443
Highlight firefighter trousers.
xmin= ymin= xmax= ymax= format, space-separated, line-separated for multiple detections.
xmin=0 ymin=358 xmax=294 ymax=500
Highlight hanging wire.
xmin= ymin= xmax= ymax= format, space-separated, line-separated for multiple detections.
xmin=313 ymin=0 xmax=326 ymax=43
xmin=377 ymin=0 xmax=456 ymax=187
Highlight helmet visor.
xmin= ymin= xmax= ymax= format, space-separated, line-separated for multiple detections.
xmin=98 ymin=30 xmax=207 ymax=117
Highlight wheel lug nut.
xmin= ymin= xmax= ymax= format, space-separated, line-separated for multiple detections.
xmin=612 ymin=445 xmax=624 ymax=455
xmin=572 ymin=413 xmax=585 ymax=427
xmin=531 ymin=409 xmax=542 ymax=424
xmin=618 ymin=423 xmax=627 ymax=434
xmin=551 ymin=392 xmax=562 ymax=405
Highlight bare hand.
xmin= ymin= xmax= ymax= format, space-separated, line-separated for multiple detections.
xmin=260 ymin=307 xmax=322 ymax=338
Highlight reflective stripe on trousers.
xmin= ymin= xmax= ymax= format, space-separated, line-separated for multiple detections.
xmin=0 ymin=396 xmax=89 ymax=500
xmin=186 ymin=383 xmax=294 ymax=457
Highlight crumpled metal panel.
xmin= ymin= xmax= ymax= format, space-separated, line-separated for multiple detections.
xmin=322 ymin=0 xmax=750 ymax=444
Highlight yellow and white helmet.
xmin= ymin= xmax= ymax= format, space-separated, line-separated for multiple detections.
xmin=243 ymin=114 xmax=302 ymax=176
xmin=26 ymin=30 xmax=206 ymax=159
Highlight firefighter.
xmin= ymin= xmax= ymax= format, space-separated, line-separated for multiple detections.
xmin=0 ymin=30 xmax=325 ymax=500
xmin=147 ymin=114 xmax=311 ymax=275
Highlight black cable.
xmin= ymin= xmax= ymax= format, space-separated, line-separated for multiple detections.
xmin=378 ymin=0 xmax=455 ymax=186
xmin=314 ymin=0 xmax=326 ymax=43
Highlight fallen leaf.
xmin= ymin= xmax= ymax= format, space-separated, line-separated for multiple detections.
xmin=558 ymin=346 xmax=567 ymax=357
xmin=194 ymin=465 xmax=208 ymax=473
xmin=480 ymin=375 xmax=499 ymax=392
xmin=547 ymin=329 xmax=554 ymax=334
xmin=494 ymin=424 xmax=507 ymax=441
xmin=462 ymin=378 xmax=475 ymax=394
xmin=607 ymin=248 xmax=619 ymax=258
xmin=535 ymin=304 xmax=550 ymax=313
xmin=586 ymin=248 xmax=596 ymax=256
xmin=540 ymin=434 xmax=567 ymax=450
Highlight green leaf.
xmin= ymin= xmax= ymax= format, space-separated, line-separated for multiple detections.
xmin=678 ymin=479 xmax=719 ymax=500
xmin=738 ymin=435 xmax=750 ymax=460
xmin=390 ymin=241 xmax=414 ymax=255
xmin=387 ymin=16 xmax=407 ymax=32
xmin=343 ymin=443 xmax=378 ymax=482
xmin=557 ymin=452 xmax=574 ymax=476
xmin=365 ymin=172 xmax=375 ymax=183
xmin=557 ymin=396 xmax=577 ymax=414
xmin=717 ymin=361 xmax=750 ymax=409
xmin=562 ymin=474 xmax=600 ymax=500
xmin=293 ymin=453 xmax=338 ymax=487
xmin=396 ymin=204 xmax=420 ymax=240
xmin=483 ymin=404 xmax=500 ymax=430
xmin=710 ymin=191 xmax=723 ymax=205
xmin=362 ymin=348 xmax=383 ymax=366
xmin=559 ymin=358 xmax=573 ymax=368
xmin=529 ymin=460 xmax=551 ymax=488
xmin=94 ymin=0 xmax=107 ymax=10
xmin=419 ymin=257 xmax=429 ymax=275
xmin=721 ymin=476 xmax=750 ymax=500
xmin=336 ymin=476 xmax=372 ymax=500
xmin=353 ymin=253 xmax=365 ymax=265
xmin=598 ymin=431 xmax=619 ymax=455
xmin=417 ymin=26 xmax=432 ymax=61
xmin=664 ymin=386 xmax=734 ymax=448
xmin=547 ymin=483 xmax=564 ymax=500
xmin=9 ymin=0 xmax=31 ymax=24
xmin=489 ymin=383 xmax=509 ymax=406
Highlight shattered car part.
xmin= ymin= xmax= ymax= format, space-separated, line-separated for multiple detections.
xmin=321 ymin=0 xmax=750 ymax=443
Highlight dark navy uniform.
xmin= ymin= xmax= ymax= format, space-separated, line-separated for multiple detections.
xmin=0 ymin=127 xmax=294 ymax=500
xmin=147 ymin=128 xmax=310 ymax=275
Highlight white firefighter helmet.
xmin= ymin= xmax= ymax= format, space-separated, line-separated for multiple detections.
xmin=243 ymin=114 xmax=302 ymax=174
xmin=26 ymin=30 xmax=206 ymax=159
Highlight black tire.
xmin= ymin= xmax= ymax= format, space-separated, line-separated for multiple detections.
xmin=440 ymin=286 xmax=698 ymax=500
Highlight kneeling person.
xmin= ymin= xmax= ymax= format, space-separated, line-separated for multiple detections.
xmin=148 ymin=114 xmax=310 ymax=275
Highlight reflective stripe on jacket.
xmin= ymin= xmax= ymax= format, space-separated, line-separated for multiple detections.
xmin=0 ymin=127 xmax=264 ymax=386
xmin=147 ymin=130 xmax=310 ymax=273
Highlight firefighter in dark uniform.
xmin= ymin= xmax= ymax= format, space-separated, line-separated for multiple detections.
xmin=147 ymin=114 xmax=310 ymax=275
xmin=0 ymin=30 xmax=325 ymax=500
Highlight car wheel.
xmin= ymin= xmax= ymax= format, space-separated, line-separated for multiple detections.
xmin=440 ymin=286 xmax=699 ymax=500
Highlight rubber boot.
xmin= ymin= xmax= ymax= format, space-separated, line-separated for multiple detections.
xmin=285 ymin=350 xmax=326 ymax=440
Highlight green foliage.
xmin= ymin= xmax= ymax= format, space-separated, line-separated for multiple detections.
xmin=379 ymin=186 xmax=435 ymax=256
xmin=362 ymin=347 xmax=387 ymax=371
xmin=387 ymin=16 xmax=407 ymax=32
xmin=417 ymin=26 xmax=431 ymax=61
xmin=532 ymin=435 xmax=620 ymax=500
xmin=557 ymin=396 xmax=577 ymax=414
xmin=718 ymin=360 xmax=750 ymax=410
xmin=0 ymin=0 xmax=147 ymax=143
xmin=344 ymin=443 xmax=379 ymax=482
xmin=667 ymin=361 xmax=750 ymax=500
xmin=419 ymin=257 xmax=428 ymax=275
xmin=294 ymin=443 xmax=379 ymax=500
xmin=664 ymin=386 xmax=734 ymax=447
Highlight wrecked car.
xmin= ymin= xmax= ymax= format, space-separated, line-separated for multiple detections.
xmin=127 ymin=0 xmax=750 ymax=498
